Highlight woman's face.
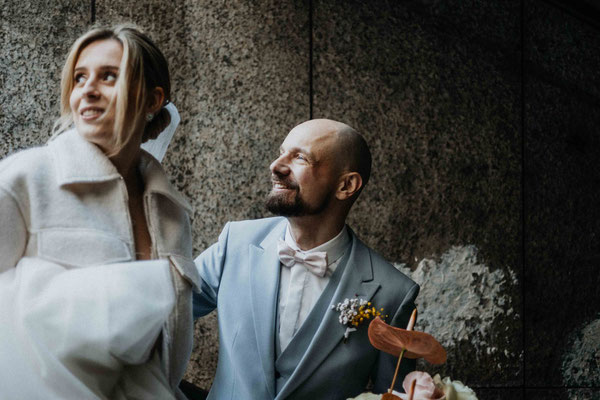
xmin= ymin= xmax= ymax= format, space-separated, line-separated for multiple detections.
xmin=70 ymin=39 xmax=123 ymax=153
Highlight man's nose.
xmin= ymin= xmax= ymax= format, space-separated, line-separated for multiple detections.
xmin=270 ymin=154 xmax=290 ymax=175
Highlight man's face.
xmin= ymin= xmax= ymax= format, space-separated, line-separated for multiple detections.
xmin=265 ymin=123 xmax=340 ymax=217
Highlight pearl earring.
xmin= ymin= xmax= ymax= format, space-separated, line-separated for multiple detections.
xmin=146 ymin=113 xmax=154 ymax=122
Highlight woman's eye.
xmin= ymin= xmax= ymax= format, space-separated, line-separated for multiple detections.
xmin=74 ymin=74 xmax=86 ymax=84
xmin=296 ymin=154 xmax=306 ymax=161
xmin=104 ymin=72 xmax=117 ymax=82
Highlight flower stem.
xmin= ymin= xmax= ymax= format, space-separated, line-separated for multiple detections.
xmin=387 ymin=308 xmax=417 ymax=393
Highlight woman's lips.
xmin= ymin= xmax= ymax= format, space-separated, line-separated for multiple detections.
xmin=80 ymin=107 xmax=104 ymax=121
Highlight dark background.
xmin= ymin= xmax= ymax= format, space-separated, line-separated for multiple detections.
xmin=1 ymin=1 xmax=599 ymax=398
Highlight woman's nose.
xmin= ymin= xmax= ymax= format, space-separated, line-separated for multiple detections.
xmin=83 ymin=77 xmax=100 ymax=98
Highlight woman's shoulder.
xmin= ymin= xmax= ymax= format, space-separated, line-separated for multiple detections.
xmin=0 ymin=143 xmax=52 ymax=188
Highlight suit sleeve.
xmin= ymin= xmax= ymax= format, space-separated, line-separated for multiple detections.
xmin=0 ymin=186 xmax=27 ymax=273
xmin=192 ymin=222 xmax=231 ymax=319
xmin=371 ymin=282 xmax=420 ymax=394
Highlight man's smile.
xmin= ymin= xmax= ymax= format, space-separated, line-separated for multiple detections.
xmin=271 ymin=178 xmax=298 ymax=192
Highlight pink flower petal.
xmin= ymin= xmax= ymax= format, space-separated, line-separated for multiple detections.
xmin=397 ymin=372 xmax=445 ymax=400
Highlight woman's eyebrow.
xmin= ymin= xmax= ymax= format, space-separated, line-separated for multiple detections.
xmin=74 ymin=65 xmax=119 ymax=72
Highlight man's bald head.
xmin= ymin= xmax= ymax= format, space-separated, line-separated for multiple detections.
xmin=292 ymin=119 xmax=371 ymax=191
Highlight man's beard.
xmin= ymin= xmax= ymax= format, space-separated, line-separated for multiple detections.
xmin=265 ymin=183 xmax=331 ymax=217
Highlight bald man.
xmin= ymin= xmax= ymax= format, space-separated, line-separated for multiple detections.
xmin=193 ymin=119 xmax=419 ymax=400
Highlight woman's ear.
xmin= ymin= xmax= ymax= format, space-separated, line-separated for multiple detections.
xmin=335 ymin=172 xmax=363 ymax=201
xmin=147 ymin=87 xmax=165 ymax=114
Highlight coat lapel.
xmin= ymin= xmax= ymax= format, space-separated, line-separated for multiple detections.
xmin=276 ymin=231 xmax=381 ymax=399
xmin=249 ymin=220 xmax=286 ymax=398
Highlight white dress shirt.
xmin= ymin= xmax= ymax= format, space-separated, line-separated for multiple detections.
xmin=277 ymin=224 xmax=351 ymax=351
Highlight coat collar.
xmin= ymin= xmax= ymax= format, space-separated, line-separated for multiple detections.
xmin=49 ymin=129 xmax=191 ymax=213
xmin=249 ymin=218 xmax=288 ymax=398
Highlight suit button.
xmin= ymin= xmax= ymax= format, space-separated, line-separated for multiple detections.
xmin=275 ymin=371 xmax=281 ymax=379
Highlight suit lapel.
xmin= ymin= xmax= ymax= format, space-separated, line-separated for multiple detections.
xmin=276 ymin=231 xmax=381 ymax=399
xmin=249 ymin=220 xmax=287 ymax=398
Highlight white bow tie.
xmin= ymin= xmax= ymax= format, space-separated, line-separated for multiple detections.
xmin=277 ymin=240 xmax=328 ymax=277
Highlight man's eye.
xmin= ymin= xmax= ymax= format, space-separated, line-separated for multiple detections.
xmin=296 ymin=154 xmax=306 ymax=161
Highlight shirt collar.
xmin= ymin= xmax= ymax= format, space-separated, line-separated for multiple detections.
xmin=284 ymin=223 xmax=351 ymax=270
xmin=48 ymin=129 xmax=191 ymax=213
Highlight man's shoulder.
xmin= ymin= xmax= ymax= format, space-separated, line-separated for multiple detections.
xmin=351 ymin=230 xmax=417 ymax=288
xmin=223 ymin=216 xmax=286 ymax=245
xmin=228 ymin=216 xmax=285 ymax=229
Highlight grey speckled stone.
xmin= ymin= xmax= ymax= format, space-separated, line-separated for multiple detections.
xmin=97 ymin=0 xmax=310 ymax=389
xmin=526 ymin=389 xmax=600 ymax=400
xmin=524 ymin=1 xmax=600 ymax=387
xmin=524 ymin=78 xmax=600 ymax=385
xmin=313 ymin=0 xmax=521 ymax=386
xmin=562 ymin=316 xmax=600 ymax=386
xmin=397 ymin=246 xmax=520 ymax=385
xmin=527 ymin=0 xmax=600 ymax=99
xmin=3 ymin=0 xmax=600 ymax=395
xmin=474 ymin=388 xmax=524 ymax=400
xmin=0 ymin=0 xmax=90 ymax=156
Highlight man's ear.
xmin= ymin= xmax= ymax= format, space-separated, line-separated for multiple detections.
xmin=336 ymin=172 xmax=363 ymax=201
xmin=147 ymin=87 xmax=165 ymax=114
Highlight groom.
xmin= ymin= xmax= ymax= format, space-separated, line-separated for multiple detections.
xmin=193 ymin=119 xmax=419 ymax=399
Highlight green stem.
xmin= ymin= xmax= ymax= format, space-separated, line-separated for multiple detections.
xmin=388 ymin=347 xmax=406 ymax=393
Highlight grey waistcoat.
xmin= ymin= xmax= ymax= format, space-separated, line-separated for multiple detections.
xmin=274 ymin=250 xmax=350 ymax=394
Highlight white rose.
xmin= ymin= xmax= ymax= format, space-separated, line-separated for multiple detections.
xmin=433 ymin=374 xmax=478 ymax=400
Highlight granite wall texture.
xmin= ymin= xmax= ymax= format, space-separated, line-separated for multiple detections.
xmin=1 ymin=1 xmax=598 ymax=399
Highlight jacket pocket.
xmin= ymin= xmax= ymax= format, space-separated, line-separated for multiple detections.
xmin=37 ymin=228 xmax=131 ymax=268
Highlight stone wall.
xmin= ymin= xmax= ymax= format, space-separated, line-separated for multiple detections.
xmin=1 ymin=1 xmax=598 ymax=398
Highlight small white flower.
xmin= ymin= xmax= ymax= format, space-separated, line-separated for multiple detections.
xmin=344 ymin=327 xmax=357 ymax=339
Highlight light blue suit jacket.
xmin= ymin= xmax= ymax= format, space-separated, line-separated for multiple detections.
xmin=194 ymin=217 xmax=419 ymax=400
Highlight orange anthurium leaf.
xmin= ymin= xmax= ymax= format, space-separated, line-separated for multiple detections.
xmin=368 ymin=317 xmax=447 ymax=365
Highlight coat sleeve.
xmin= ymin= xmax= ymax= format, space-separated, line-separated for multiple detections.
xmin=0 ymin=186 xmax=27 ymax=273
xmin=192 ymin=222 xmax=231 ymax=319
xmin=371 ymin=282 xmax=420 ymax=394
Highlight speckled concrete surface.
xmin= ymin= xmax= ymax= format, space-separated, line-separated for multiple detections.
xmin=2 ymin=0 xmax=600 ymax=395
xmin=474 ymin=388 xmax=524 ymax=400
xmin=562 ymin=316 xmax=600 ymax=386
xmin=526 ymin=389 xmax=600 ymax=400
xmin=0 ymin=0 xmax=90 ymax=156
xmin=313 ymin=0 xmax=522 ymax=386
xmin=524 ymin=0 xmax=600 ymax=387
xmin=397 ymin=245 xmax=520 ymax=383
xmin=527 ymin=0 xmax=600 ymax=100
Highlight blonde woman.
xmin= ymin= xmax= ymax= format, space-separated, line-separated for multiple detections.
xmin=0 ymin=26 xmax=198 ymax=399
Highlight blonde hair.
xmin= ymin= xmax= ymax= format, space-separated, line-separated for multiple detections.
xmin=54 ymin=25 xmax=171 ymax=156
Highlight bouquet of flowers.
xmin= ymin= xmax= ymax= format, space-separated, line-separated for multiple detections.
xmin=347 ymin=310 xmax=478 ymax=400
xmin=349 ymin=372 xmax=477 ymax=400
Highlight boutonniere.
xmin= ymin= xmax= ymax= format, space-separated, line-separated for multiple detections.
xmin=331 ymin=296 xmax=386 ymax=341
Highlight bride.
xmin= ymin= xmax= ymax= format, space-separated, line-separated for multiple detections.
xmin=0 ymin=25 xmax=199 ymax=399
